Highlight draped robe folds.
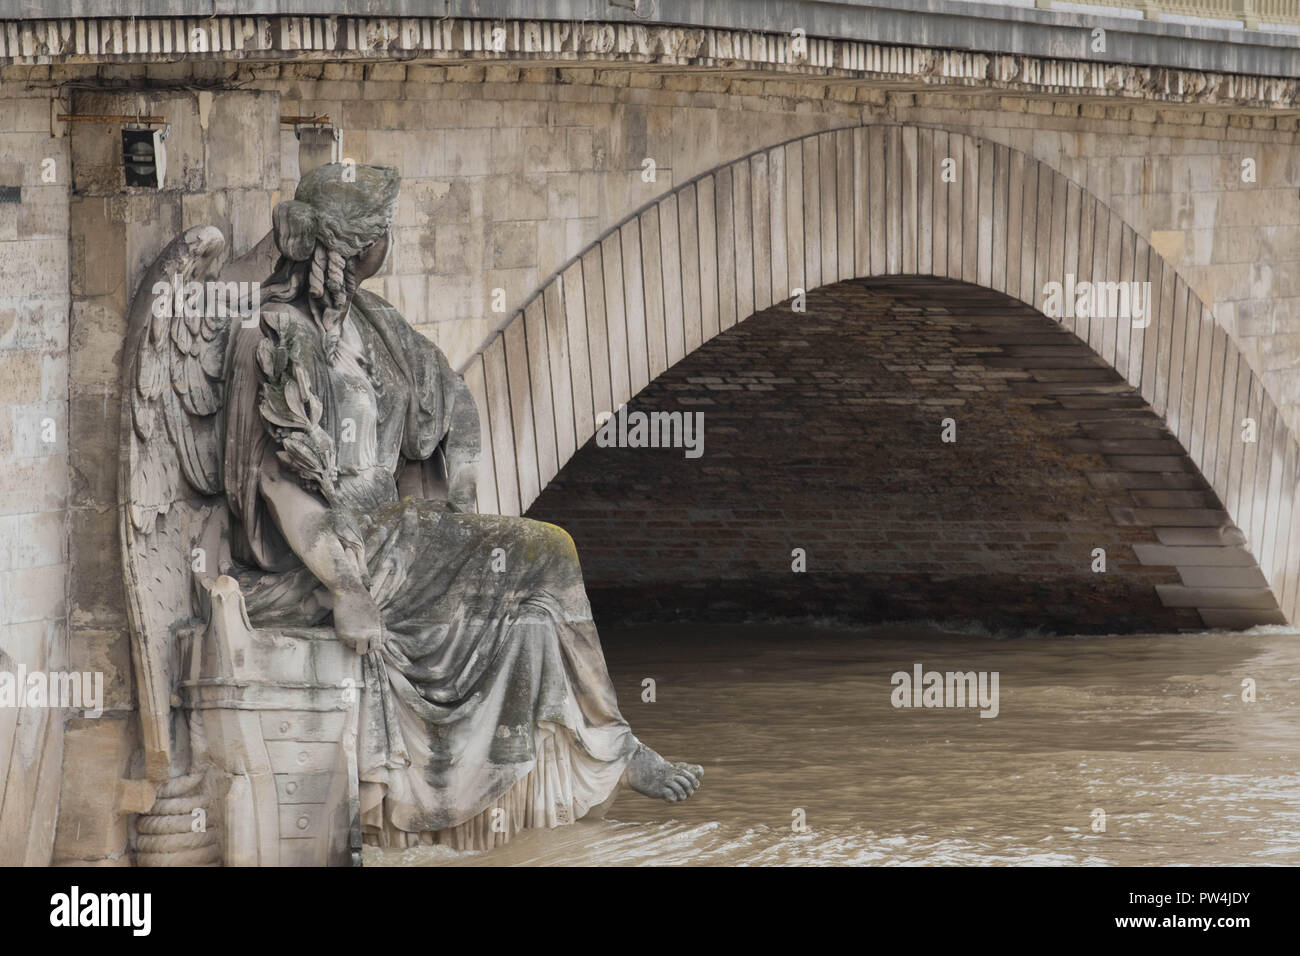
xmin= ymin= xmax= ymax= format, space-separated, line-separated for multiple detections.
xmin=222 ymin=289 xmax=638 ymax=847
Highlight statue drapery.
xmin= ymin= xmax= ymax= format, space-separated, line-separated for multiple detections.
xmin=222 ymin=286 xmax=639 ymax=841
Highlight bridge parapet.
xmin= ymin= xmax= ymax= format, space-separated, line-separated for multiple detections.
xmin=3 ymin=2 xmax=1300 ymax=102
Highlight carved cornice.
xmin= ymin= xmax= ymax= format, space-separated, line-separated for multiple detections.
xmin=2 ymin=16 xmax=1298 ymax=110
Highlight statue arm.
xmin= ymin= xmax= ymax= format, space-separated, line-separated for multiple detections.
xmin=350 ymin=289 xmax=480 ymax=512
xmin=257 ymin=457 xmax=381 ymax=652
xmin=444 ymin=373 xmax=480 ymax=514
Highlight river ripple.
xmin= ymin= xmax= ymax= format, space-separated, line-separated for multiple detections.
xmin=365 ymin=623 xmax=1300 ymax=866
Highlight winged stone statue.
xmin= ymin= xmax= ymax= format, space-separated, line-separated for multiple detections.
xmin=119 ymin=162 xmax=702 ymax=864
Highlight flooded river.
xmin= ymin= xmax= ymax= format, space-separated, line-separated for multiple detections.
xmin=365 ymin=622 xmax=1300 ymax=866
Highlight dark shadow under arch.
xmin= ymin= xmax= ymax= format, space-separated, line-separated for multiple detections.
xmin=526 ymin=276 xmax=1282 ymax=633
xmin=460 ymin=124 xmax=1300 ymax=626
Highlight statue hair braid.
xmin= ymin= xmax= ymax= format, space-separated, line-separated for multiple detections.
xmin=326 ymin=249 xmax=347 ymax=308
xmin=309 ymin=244 xmax=328 ymax=301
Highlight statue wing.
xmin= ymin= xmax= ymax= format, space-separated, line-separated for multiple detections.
xmin=124 ymin=226 xmax=230 ymax=531
xmin=119 ymin=224 xmax=276 ymax=778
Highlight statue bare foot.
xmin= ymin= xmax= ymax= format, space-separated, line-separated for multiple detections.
xmin=625 ymin=741 xmax=703 ymax=803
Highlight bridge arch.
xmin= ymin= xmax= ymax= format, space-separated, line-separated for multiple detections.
xmin=459 ymin=123 xmax=1300 ymax=626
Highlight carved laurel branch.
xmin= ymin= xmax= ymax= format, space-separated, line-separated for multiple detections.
xmin=256 ymin=319 xmax=339 ymax=502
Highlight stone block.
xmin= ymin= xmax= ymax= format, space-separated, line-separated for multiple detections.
xmin=0 ymin=350 xmax=42 ymax=407
xmin=1178 ymin=565 xmax=1267 ymax=588
xmin=16 ymin=185 xmax=69 ymax=241
xmin=1132 ymin=544 xmax=1256 ymax=567
xmin=68 ymin=299 xmax=125 ymax=390
xmin=434 ymin=221 xmax=484 ymax=276
xmin=1198 ymin=607 xmax=1287 ymax=628
xmin=402 ymin=179 xmax=470 ymax=228
xmin=503 ymin=316 xmax=540 ymax=511
xmin=66 ymin=506 xmax=125 ymax=631
xmin=51 ymin=715 xmax=136 ymax=863
xmin=0 ymin=510 xmax=65 ymax=571
xmin=207 ymin=91 xmax=280 ymax=191
xmin=0 ymin=564 xmax=66 ymax=625
xmin=1156 ymin=584 xmax=1277 ymax=609
xmin=488 ymin=218 xmax=535 ymax=270
xmin=0 ymin=454 xmax=67 ymax=517
xmin=486 ymin=173 xmax=546 ymax=222
xmin=65 ymin=627 xmax=133 ymax=713
xmin=440 ymin=128 xmax=495 ymax=177
xmin=9 ymin=400 xmax=66 ymax=461
xmin=481 ymin=335 xmax=519 ymax=516
xmin=521 ymin=126 xmax=569 ymax=174
xmin=365 ymin=62 xmax=406 ymax=83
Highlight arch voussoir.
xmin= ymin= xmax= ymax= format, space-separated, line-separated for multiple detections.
xmin=464 ymin=123 xmax=1300 ymax=628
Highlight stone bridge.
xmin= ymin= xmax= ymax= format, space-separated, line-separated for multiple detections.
xmin=485 ymin=123 xmax=1299 ymax=636
xmin=1 ymin=0 xmax=1299 ymax=864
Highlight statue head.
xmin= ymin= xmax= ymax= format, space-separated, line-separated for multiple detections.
xmin=273 ymin=163 xmax=400 ymax=263
xmin=263 ymin=163 xmax=401 ymax=348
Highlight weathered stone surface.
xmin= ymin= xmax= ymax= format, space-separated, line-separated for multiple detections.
xmin=1155 ymin=526 xmax=1246 ymax=546
xmin=1197 ymin=608 xmax=1288 ymax=628
xmin=523 ymin=297 xmax=558 ymax=488
xmin=657 ymin=195 xmax=685 ymax=370
xmin=582 ymin=245 xmax=613 ymax=419
xmin=1179 ymin=566 xmax=1269 ymax=588
xmin=0 ymin=87 xmax=71 ymax=869
xmin=503 ymin=316 xmax=540 ymax=511
xmin=639 ymin=205 xmax=668 ymax=378
xmin=50 ymin=717 xmax=136 ymax=863
xmin=1155 ymin=585 xmax=1278 ymax=609
xmin=1132 ymin=544 xmax=1257 ymax=567
xmin=483 ymin=334 xmax=520 ymax=516
xmin=619 ymin=218 xmax=650 ymax=396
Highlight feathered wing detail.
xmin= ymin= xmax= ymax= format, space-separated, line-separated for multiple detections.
xmin=119 ymin=224 xmax=276 ymax=779
xmin=126 ymin=226 xmax=230 ymax=534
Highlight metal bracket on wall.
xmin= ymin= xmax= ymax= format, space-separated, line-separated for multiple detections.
xmin=52 ymin=106 xmax=166 ymax=138
xmin=55 ymin=113 xmax=166 ymax=123
xmin=282 ymin=114 xmax=332 ymax=133
xmin=287 ymin=116 xmax=344 ymax=173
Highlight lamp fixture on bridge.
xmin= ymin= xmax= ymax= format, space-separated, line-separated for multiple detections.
xmin=286 ymin=116 xmax=344 ymax=176
xmin=53 ymin=112 xmax=170 ymax=189
xmin=121 ymin=125 xmax=168 ymax=189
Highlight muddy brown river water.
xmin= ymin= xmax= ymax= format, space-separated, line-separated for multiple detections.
xmin=364 ymin=623 xmax=1300 ymax=866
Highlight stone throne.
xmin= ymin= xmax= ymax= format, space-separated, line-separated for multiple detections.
xmin=121 ymin=225 xmax=365 ymax=867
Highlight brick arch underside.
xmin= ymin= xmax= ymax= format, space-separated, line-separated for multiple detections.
xmin=460 ymin=124 xmax=1300 ymax=627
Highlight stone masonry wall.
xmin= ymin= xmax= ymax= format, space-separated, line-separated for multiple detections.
xmin=56 ymin=86 xmax=280 ymax=865
xmin=0 ymin=86 xmax=70 ymax=865
xmin=10 ymin=61 xmax=1295 ymax=423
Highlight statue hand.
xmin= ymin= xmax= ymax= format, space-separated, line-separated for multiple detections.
xmin=447 ymin=494 xmax=477 ymax=515
xmin=332 ymin=589 xmax=384 ymax=655
xmin=447 ymin=471 xmax=477 ymax=514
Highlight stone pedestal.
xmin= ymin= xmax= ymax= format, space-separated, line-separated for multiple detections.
xmin=177 ymin=577 xmax=363 ymax=867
